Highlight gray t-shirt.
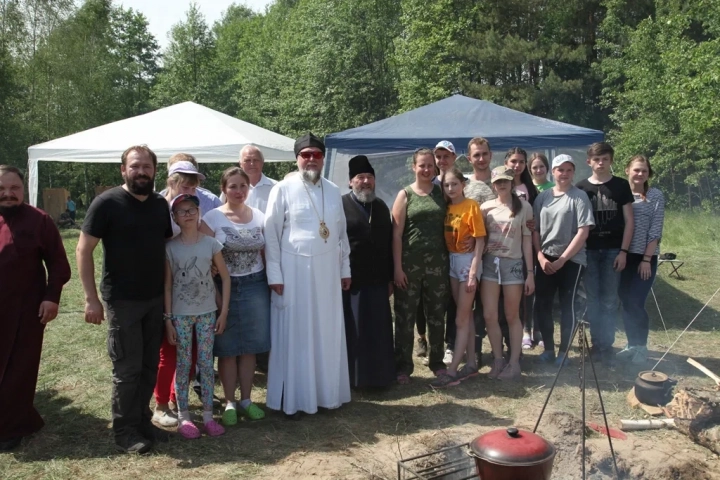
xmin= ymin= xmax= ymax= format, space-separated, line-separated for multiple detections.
xmin=464 ymin=178 xmax=496 ymax=205
xmin=166 ymin=234 xmax=223 ymax=315
xmin=533 ymin=186 xmax=595 ymax=266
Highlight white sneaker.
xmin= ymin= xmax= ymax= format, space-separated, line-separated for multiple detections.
xmin=152 ymin=409 xmax=178 ymax=427
xmin=443 ymin=349 xmax=454 ymax=365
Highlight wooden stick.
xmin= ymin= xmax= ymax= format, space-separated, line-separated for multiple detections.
xmin=620 ymin=419 xmax=675 ymax=431
xmin=687 ymin=358 xmax=720 ymax=385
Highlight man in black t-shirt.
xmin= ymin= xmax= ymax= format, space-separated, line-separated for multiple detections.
xmin=77 ymin=145 xmax=172 ymax=454
xmin=576 ymin=142 xmax=634 ymax=367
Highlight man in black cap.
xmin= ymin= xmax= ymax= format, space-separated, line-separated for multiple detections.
xmin=264 ymin=133 xmax=352 ymax=418
xmin=341 ymin=156 xmax=396 ymax=389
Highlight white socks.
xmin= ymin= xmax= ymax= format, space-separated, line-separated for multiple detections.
xmin=225 ymin=401 xmax=236 ymax=411
xmin=202 ymin=411 xmax=214 ymax=424
xmin=178 ymin=410 xmax=191 ymax=424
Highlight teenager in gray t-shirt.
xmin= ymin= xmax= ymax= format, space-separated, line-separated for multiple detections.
xmin=533 ymin=187 xmax=594 ymax=266
xmin=532 ymin=156 xmax=595 ymax=365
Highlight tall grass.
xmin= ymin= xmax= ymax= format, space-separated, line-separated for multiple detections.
xmin=662 ymin=210 xmax=720 ymax=256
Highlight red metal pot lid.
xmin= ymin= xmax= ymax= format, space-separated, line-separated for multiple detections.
xmin=469 ymin=427 xmax=556 ymax=467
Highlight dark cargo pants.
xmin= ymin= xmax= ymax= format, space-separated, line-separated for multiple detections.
xmin=106 ymin=296 xmax=164 ymax=443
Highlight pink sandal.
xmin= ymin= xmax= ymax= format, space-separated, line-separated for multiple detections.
xmin=204 ymin=420 xmax=225 ymax=437
xmin=178 ymin=420 xmax=201 ymax=439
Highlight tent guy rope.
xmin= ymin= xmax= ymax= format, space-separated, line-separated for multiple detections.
xmin=652 ymin=286 xmax=720 ymax=371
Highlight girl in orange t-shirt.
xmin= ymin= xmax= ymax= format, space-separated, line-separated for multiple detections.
xmin=431 ymin=167 xmax=486 ymax=389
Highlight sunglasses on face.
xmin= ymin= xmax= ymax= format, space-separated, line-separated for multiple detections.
xmin=299 ymin=151 xmax=324 ymax=161
xmin=174 ymin=207 xmax=198 ymax=217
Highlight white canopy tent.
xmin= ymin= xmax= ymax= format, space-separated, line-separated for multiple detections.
xmin=27 ymin=101 xmax=296 ymax=206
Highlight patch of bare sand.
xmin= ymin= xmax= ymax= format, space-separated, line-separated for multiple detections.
xmin=256 ymin=410 xmax=720 ymax=479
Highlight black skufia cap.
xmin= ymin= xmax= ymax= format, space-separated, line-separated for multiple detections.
xmin=294 ymin=132 xmax=325 ymax=156
xmin=348 ymin=155 xmax=375 ymax=179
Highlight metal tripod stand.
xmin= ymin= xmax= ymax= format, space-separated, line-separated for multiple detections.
xmin=533 ymin=320 xmax=620 ymax=479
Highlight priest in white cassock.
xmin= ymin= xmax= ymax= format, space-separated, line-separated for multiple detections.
xmin=264 ymin=132 xmax=352 ymax=419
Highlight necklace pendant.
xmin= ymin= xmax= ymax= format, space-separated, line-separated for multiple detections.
xmin=319 ymin=221 xmax=330 ymax=242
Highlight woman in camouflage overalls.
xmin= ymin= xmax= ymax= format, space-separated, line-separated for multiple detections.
xmin=391 ymin=149 xmax=450 ymax=383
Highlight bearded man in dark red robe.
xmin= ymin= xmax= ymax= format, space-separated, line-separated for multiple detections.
xmin=0 ymin=165 xmax=71 ymax=451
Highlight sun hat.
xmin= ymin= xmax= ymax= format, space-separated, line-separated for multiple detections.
xmin=170 ymin=193 xmax=200 ymax=211
xmin=490 ymin=166 xmax=515 ymax=183
xmin=168 ymin=160 xmax=206 ymax=181
xmin=551 ymin=154 xmax=575 ymax=169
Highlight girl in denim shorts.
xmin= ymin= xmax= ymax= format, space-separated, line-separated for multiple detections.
xmin=431 ymin=167 xmax=486 ymax=389
xmin=480 ymin=167 xmax=535 ymax=381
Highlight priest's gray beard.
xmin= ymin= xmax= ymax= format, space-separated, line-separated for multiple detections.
xmin=301 ymin=169 xmax=320 ymax=183
xmin=352 ymin=187 xmax=376 ymax=203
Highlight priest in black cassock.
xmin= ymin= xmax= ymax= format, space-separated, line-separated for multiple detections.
xmin=342 ymin=155 xmax=396 ymax=388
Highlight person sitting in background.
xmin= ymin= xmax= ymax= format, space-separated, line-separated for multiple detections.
xmin=57 ymin=211 xmax=76 ymax=228
xmin=529 ymin=153 xmax=554 ymax=192
xmin=617 ymin=155 xmax=665 ymax=364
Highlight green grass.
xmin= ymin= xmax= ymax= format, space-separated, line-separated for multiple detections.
xmin=2 ymin=213 xmax=720 ymax=479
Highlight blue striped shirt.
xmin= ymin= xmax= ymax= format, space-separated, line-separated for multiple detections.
xmin=628 ymin=187 xmax=665 ymax=256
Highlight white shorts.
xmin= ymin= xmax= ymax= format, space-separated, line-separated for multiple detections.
xmin=449 ymin=252 xmax=479 ymax=282
xmin=481 ymin=254 xmax=525 ymax=285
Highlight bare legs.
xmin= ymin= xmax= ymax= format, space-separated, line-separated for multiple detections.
xmin=481 ymin=281 xmax=523 ymax=368
xmin=219 ymin=354 xmax=256 ymax=404
xmin=447 ymin=277 xmax=477 ymax=376
xmin=238 ymin=354 xmax=256 ymax=402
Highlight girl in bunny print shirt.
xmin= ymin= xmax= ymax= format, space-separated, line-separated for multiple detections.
xmin=164 ymin=193 xmax=231 ymax=439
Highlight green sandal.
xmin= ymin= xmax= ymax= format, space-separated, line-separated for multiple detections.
xmin=239 ymin=402 xmax=265 ymax=420
xmin=222 ymin=408 xmax=238 ymax=426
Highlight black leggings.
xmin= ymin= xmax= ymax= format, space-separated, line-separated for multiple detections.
xmin=533 ymin=257 xmax=585 ymax=353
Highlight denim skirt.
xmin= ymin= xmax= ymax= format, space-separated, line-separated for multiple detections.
xmin=213 ymin=270 xmax=271 ymax=357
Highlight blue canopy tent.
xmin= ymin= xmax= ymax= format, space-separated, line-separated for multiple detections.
xmin=325 ymin=95 xmax=604 ymax=204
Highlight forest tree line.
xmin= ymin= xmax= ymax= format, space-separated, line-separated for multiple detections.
xmin=1 ymin=0 xmax=719 ymax=210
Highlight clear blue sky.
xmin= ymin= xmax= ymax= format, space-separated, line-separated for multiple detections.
xmin=116 ymin=1 xmax=273 ymax=49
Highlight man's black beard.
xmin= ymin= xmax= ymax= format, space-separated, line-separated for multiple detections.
xmin=126 ymin=176 xmax=154 ymax=196
xmin=0 ymin=203 xmax=22 ymax=217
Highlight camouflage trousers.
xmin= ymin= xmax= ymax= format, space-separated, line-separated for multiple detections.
xmin=394 ymin=250 xmax=449 ymax=375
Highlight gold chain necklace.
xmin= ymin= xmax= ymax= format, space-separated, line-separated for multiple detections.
xmin=302 ymin=179 xmax=330 ymax=242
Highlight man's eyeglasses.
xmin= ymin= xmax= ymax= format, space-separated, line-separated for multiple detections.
xmin=174 ymin=207 xmax=198 ymax=217
xmin=299 ymin=151 xmax=324 ymax=161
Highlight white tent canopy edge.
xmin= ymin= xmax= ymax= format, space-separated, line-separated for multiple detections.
xmin=27 ymin=101 xmax=296 ymax=207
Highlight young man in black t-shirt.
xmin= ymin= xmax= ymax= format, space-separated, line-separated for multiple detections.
xmin=576 ymin=142 xmax=634 ymax=367
xmin=77 ymin=145 xmax=172 ymax=454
